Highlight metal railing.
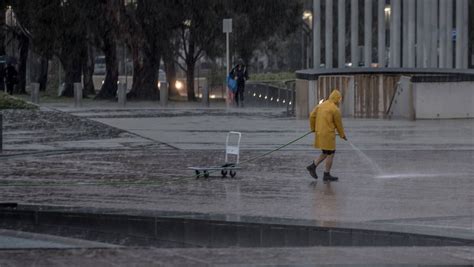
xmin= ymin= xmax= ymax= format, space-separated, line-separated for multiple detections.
xmin=244 ymin=80 xmax=295 ymax=116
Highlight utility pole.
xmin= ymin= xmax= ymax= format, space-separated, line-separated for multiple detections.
xmin=223 ymin=19 xmax=232 ymax=108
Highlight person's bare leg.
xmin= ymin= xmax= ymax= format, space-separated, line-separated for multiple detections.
xmin=314 ymin=153 xmax=327 ymax=168
xmin=324 ymin=154 xmax=334 ymax=173
xmin=323 ymin=154 xmax=338 ymax=181
xmin=307 ymin=153 xmax=327 ymax=179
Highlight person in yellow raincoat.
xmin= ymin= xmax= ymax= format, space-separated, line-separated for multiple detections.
xmin=307 ymin=89 xmax=347 ymax=182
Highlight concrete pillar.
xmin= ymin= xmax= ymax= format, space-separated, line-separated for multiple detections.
xmin=407 ymin=0 xmax=416 ymax=67
xmin=308 ymin=80 xmax=316 ymax=111
xmin=202 ymin=85 xmax=209 ymax=107
xmin=461 ymin=0 xmax=469 ymax=68
xmin=446 ymin=0 xmax=454 ymax=68
xmin=159 ymin=82 xmax=168 ymax=107
xmin=74 ymin=83 xmax=82 ymax=108
xmin=364 ymin=0 xmax=372 ymax=67
xmin=313 ymin=0 xmax=321 ymax=68
xmin=439 ymin=0 xmax=448 ymax=68
xmin=338 ymin=0 xmax=346 ymax=68
xmin=430 ymin=0 xmax=439 ymax=68
xmin=295 ymin=79 xmax=309 ymax=119
xmin=390 ymin=0 xmax=401 ymax=67
xmin=423 ymin=0 xmax=432 ymax=68
xmin=118 ymin=83 xmax=126 ymax=107
xmin=325 ymin=0 xmax=333 ymax=68
xmin=402 ymin=0 xmax=409 ymax=67
xmin=0 ymin=114 xmax=2 ymax=153
xmin=351 ymin=0 xmax=359 ymax=67
xmin=416 ymin=0 xmax=424 ymax=67
xmin=31 ymin=83 xmax=40 ymax=104
xmin=378 ymin=0 xmax=386 ymax=67
xmin=455 ymin=0 xmax=464 ymax=68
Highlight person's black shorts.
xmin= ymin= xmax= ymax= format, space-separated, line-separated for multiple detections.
xmin=322 ymin=150 xmax=335 ymax=155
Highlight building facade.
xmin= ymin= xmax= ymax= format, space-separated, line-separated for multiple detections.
xmin=312 ymin=0 xmax=471 ymax=70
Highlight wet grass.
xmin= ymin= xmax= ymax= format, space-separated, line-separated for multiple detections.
xmin=0 ymin=92 xmax=37 ymax=110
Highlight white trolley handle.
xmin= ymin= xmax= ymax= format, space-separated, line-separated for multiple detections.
xmin=225 ymin=131 xmax=241 ymax=164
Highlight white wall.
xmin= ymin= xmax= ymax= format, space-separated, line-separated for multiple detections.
xmin=308 ymin=80 xmax=316 ymax=113
xmin=413 ymin=82 xmax=474 ymax=119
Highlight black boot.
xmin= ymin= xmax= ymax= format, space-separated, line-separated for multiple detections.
xmin=306 ymin=163 xmax=318 ymax=179
xmin=323 ymin=172 xmax=338 ymax=182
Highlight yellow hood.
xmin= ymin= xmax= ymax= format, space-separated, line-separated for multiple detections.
xmin=328 ymin=89 xmax=342 ymax=105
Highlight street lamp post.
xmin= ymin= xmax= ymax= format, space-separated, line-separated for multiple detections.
xmin=223 ymin=18 xmax=232 ymax=108
xmin=302 ymin=10 xmax=313 ymax=69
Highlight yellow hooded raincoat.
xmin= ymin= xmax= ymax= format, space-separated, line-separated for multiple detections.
xmin=309 ymin=90 xmax=346 ymax=150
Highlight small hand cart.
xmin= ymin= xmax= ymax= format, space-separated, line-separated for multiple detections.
xmin=188 ymin=131 xmax=241 ymax=178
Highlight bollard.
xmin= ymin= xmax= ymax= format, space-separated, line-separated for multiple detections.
xmin=74 ymin=83 xmax=83 ymax=108
xmin=0 ymin=113 xmax=2 ymax=153
xmin=118 ymin=83 xmax=126 ymax=107
xmin=202 ymin=85 xmax=209 ymax=107
xmin=31 ymin=83 xmax=40 ymax=104
xmin=160 ymin=81 xmax=168 ymax=107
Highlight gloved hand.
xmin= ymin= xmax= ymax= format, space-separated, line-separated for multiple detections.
xmin=342 ymin=136 xmax=348 ymax=141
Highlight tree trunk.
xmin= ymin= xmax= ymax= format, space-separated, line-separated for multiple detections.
xmin=33 ymin=55 xmax=49 ymax=91
xmin=39 ymin=57 xmax=48 ymax=91
xmin=0 ymin=27 xmax=5 ymax=92
xmin=17 ymin=34 xmax=29 ymax=94
xmin=0 ymin=3 xmax=5 ymax=92
xmin=185 ymin=34 xmax=196 ymax=101
xmin=185 ymin=61 xmax=196 ymax=101
xmin=0 ymin=6 xmax=4 ymax=56
xmin=82 ymin=42 xmax=95 ymax=96
xmin=127 ymin=42 xmax=160 ymax=100
xmin=96 ymin=37 xmax=119 ymax=99
xmin=60 ymin=56 xmax=82 ymax=97
xmin=163 ymin=53 xmax=178 ymax=97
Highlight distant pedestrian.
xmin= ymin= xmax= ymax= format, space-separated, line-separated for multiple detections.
xmin=227 ymin=71 xmax=237 ymax=105
xmin=229 ymin=61 xmax=249 ymax=107
xmin=306 ymin=89 xmax=347 ymax=182
xmin=4 ymin=63 xmax=18 ymax=95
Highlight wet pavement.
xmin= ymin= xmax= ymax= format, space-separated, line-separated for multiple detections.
xmin=0 ymin=229 xmax=117 ymax=249
xmin=1 ymin=246 xmax=473 ymax=266
xmin=0 ymin=104 xmax=473 ymax=265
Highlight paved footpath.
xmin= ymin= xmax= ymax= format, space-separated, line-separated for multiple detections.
xmin=0 ymin=101 xmax=473 ymax=265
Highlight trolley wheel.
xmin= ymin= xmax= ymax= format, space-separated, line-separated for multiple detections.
xmin=195 ymin=170 xmax=201 ymax=179
xmin=204 ymin=170 xmax=210 ymax=178
xmin=221 ymin=170 xmax=228 ymax=178
xmin=229 ymin=170 xmax=237 ymax=178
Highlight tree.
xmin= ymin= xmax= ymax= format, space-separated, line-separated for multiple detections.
xmin=121 ymin=0 xmax=160 ymax=100
xmin=8 ymin=0 xmax=32 ymax=94
xmin=119 ymin=0 xmax=184 ymax=100
xmin=229 ymin=0 xmax=303 ymax=67
xmin=82 ymin=0 xmax=121 ymax=99
xmin=162 ymin=38 xmax=179 ymax=97
xmin=174 ymin=0 xmax=226 ymax=101
xmin=56 ymin=2 xmax=88 ymax=97
xmin=0 ymin=4 xmax=5 ymax=56
xmin=0 ymin=3 xmax=6 ymax=92
xmin=23 ymin=0 xmax=88 ymax=97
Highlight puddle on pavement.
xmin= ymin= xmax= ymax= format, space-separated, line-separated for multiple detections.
xmin=0 ymin=206 xmax=472 ymax=248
